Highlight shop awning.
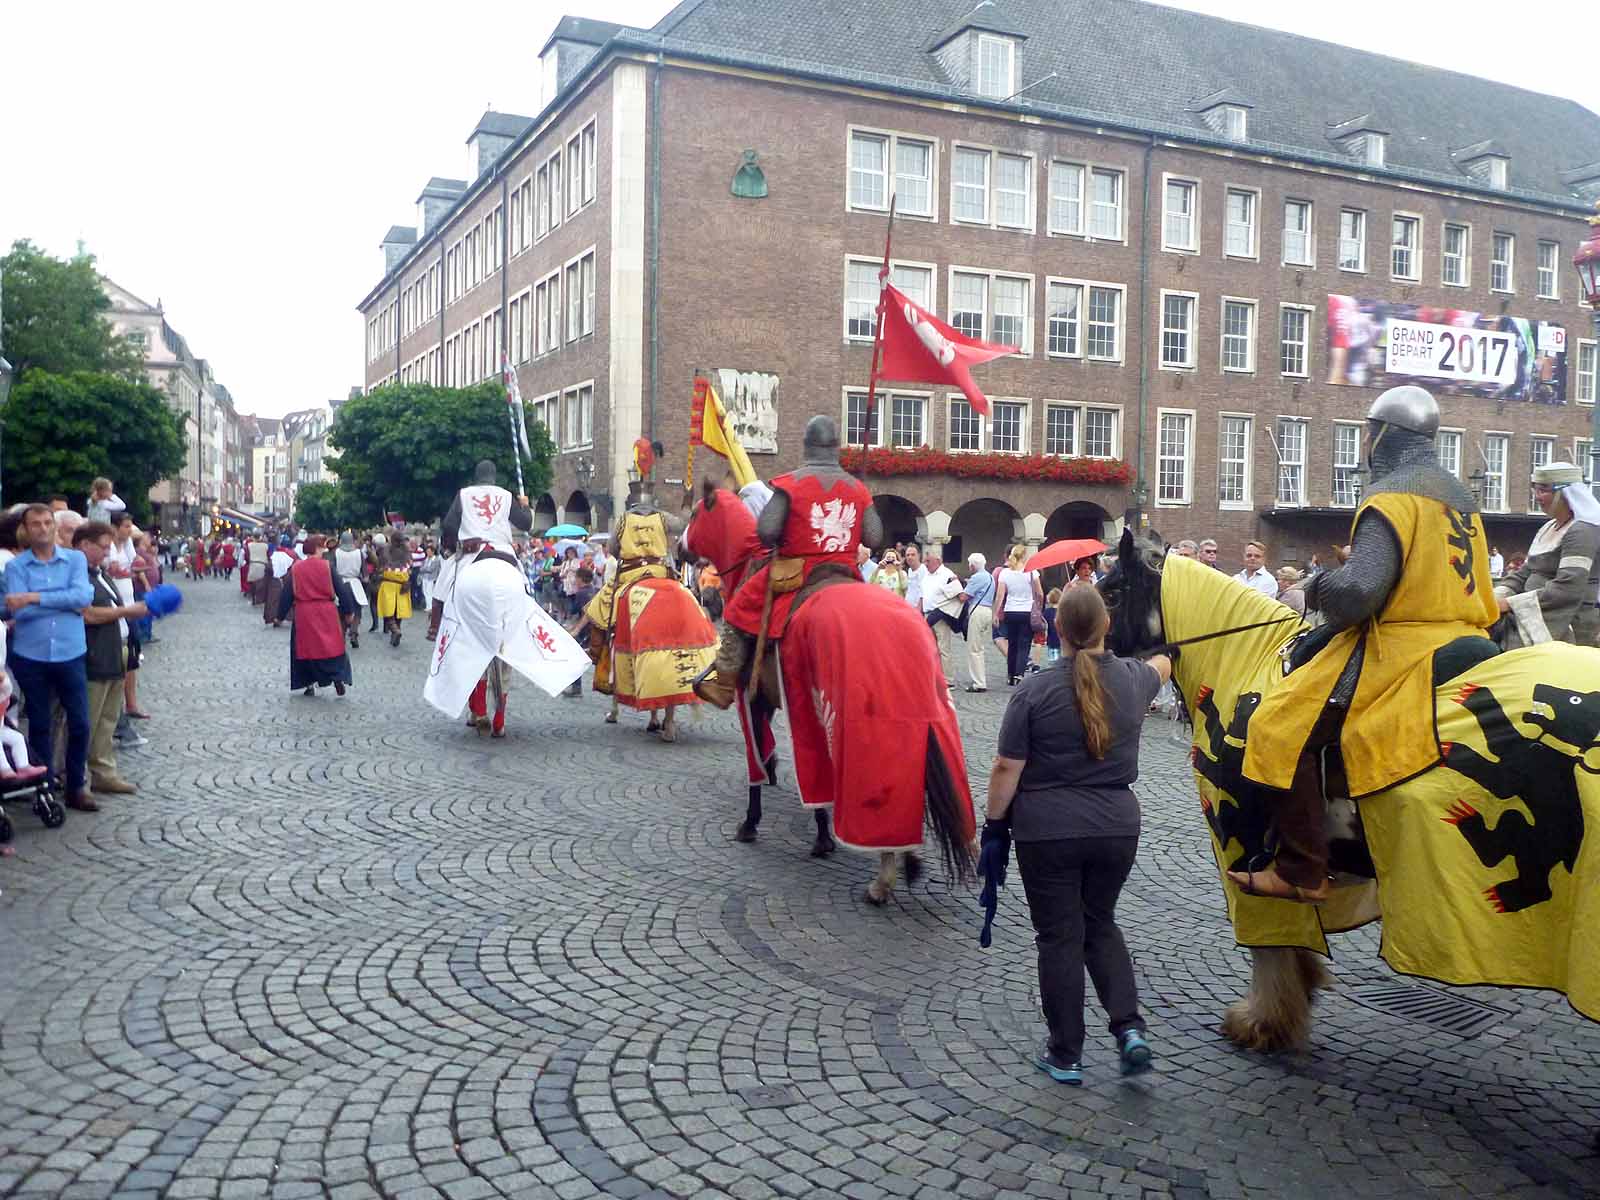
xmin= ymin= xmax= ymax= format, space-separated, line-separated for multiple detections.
xmin=217 ymin=507 xmax=267 ymax=530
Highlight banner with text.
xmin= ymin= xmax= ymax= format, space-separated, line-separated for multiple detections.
xmin=1326 ymin=295 xmax=1567 ymax=404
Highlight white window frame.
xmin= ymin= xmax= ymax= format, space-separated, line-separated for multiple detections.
xmin=1441 ymin=222 xmax=1470 ymax=288
xmin=1155 ymin=408 xmax=1195 ymax=507
xmin=947 ymin=395 xmax=985 ymax=453
xmin=1273 ymin=417 xmax=1308 ymax=508
xmin=1437 ymin=427 xmax=1464 ymax=479
xmin=886 ymin=390 xmax=932 ymax=449
xmin=988 ymin=397 xmax=1031 ymax=455
xmin=1282 ymin=198 xmax=1314 ymax=267
xmin=1224 ymin=185 xmax=1260 ymax=260
xmin=1577 ymin=339 xmax=1597 ymax=406
xmin=1279 ymin=303 xmax=1312 ymax=378
xmin=1084 ymin=282 xmax=1126 ymax=363
xmin=1042 ymin=402 xmax=1077 ymax=457
xmin=1039 ymin=401 xmax=1120 ymax=458
xmin=1217 ymin=412 xmax=1253 ymax=511
xmin=1577 ymin=438 xmax=1594 ymax=486
xmin=1391 ymin=211 xmax=1422 ymax=281
xmin=1047 ymin=160 xmax=1086 ymax=237
xmin=842 ymin=255 xmax=936 ymax=343
xmin=1159 ymin=289 xmax=1198 ymax=371
xmin=974 ymin=33 xmax=1017 ymax=99
xmin=1161 ymin=174 xmax=1200 ymax=254
xmin=561 ymin=379 xmax=596 ymax=451
xmin=1491 ymin=232 xmax=1515 ymax=293
xmin=1221 ymin=105 xmax=1248 ymax=141
xmin=949 ymin=143 xmax=1035 ymax=232
xmin=1088 ymin=166 xmax=1126 ymax=242
xmin=1530 ymin=435 xmax=1556 ymax=512
xmin=1044 ymin=277 xmax=1082 ymax=360
xmin=580 ymin=118 xmax=598 ymax=206
xmin=846 ymin=126 xmax=939 ymax=220
xmin=1481 ymin=432 xmax=1511 ymax=513
xmin=1220 ymin=296 xmax=1257 ymax=374
xmin=510 ymin=285 xmax=533 ymax=364
xmin=946 ymin=265 xmax=1034 ymax=353
xmin=1338 ymin=208 xmax=1367 ymax=272
xmin=566 ymin=133 xmax=583 ymax=217
xmin=841 ymin=388 xmax=886 ymax=448
xmin=1332 ymin=421 xmax=1363 ymax=509
xmin=1536 ymin=240 xmax=1560 ymax=300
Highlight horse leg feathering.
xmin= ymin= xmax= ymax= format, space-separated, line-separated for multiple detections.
xmin=1220 ymin=947 xmax=1331 ymax=1052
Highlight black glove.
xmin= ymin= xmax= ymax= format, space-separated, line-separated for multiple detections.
xmin=977 ymin=819 xmax=1012 ymax=948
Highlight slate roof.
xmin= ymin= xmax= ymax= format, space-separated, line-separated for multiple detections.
xmin=415 ymin=178 xmax=467 ymax=202
xmin=652 ymin=0 xmax=1600 ymax=203
xmin=381 ymin=225 xmax=417 ymax=245
xmin=469 ymin=110 xmax=535 ymax=141
xmin=926 ymin=0 xmax=1029 ymax=51
xmin=540 ymin=16 xmax=630 ymax=54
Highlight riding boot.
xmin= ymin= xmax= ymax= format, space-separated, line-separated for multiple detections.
xmin=693 ymin=625 xmax=753 ymax=710
xmin=491 ymin=695 xmax=507 ymax=737
xmin=468 ymin=679 xmax=490 ymax=733
xmin=426 ymin=599 xmax=445 ymax=641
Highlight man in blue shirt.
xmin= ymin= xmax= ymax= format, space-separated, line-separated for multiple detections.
xmin=961 ymin=552 xmax=996 ymax=692
xmin=5 ymin=504 xmax=95 ymax=810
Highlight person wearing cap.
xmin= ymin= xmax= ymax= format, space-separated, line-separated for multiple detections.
xmin=1493 ymin=462 xmax=1600 ymax=648
xmin=1231 ymin=385 xmax=1498 ymax=902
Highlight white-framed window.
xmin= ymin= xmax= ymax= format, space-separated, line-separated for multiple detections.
xmin=1279 ymin=304 xmax=1311 ymax=377
xmin=848 ymin=129 xmax=935 ymax=216
xmin=1162 ymin=176 xmax=1198 ymax=252
xmin=1338 ymin=209 xmax=1366 ymax=271
xmin=1038 ymin=402 xmax=1119 ymax=457
xmin=1578 ymin=340 xmax=1597 ymax=405
xmin=1578 ymin=438 xmax=1594 ymax=486
xmin=509 ymin=291 xmax=524 ymax=364
xmin=1482 ymin=433 xmax=1509 ymax=512
xmin=1530 ymin=435 xmax=1555 ymax=511
xmin=1217 ymin=414 xmax=1253 ymax=510
xmin=990 ymin=398 xmax=1028 ymax=453
xmin=1487 ymin=158 xmax=1508 ymax=190
xmin=892 ymin=137 xmax=935 ymax=218
xmin=1537 ymin=240 xmax=1559 ymax=299
xmin=1046 ymin=279 xmax=1081 ymax=357
xmin=1224 ymin=187 xmax=1258 ymax=258
xmin=581 ymin=120 xmax=597 ymax=205
xmin=951 ymin=145 xmax=1033 ymax=230
xmin=1160 ymin=291 xmax=1197 ymax=369
xmin=1442 ymin=223 xmax=1470 ymax=286
xmin=566 ymin=134 xmax=582 ymax=216
xmin=948 ymin=396 xmax=983 ymax=451
xmin=1085 ymin=284 xmax=1124 ymax=361
xmin=1274 ymin=417 xmax=1307 ymax=507
xmin=848 ymin=130 xmax=888 ymax=210
xmin=1491 ymin=232 xmax=1514 ymax=292
xmin=1044 ymin=403 xmax=1077 ymax=456
xmin=529 ymin=391 xmax=559 ymax=445
xmin=534 ymin=270 xmax=560 ymax=357
xmin=948 ymin=267 xmax=1032 ymax=351
xmin=1221 ymin=105 xmax=1248 ymax=141
xmin=1048 ymin=161 xmax=1084 ymax=235
xmin=1391 ymin=213 xmax=1420 ymax=280
xmin=975 ymin=34 xmax=1016 ymax=99
xmin=563 ymin=250 xmax=595 ymax=341
xmin=842 ymin=389 xmax=883 ymax=447
xmin=562 ymin=381 xmax=595 ymax=449
xmin=889 ymin=392 xmax=929 ymax=447
xmin=1333 ymin=422 xmax=1363 ymax=508
xmin=1437 ymin=428 xmax=1463 ymax=479
xmin=1156 ymin=409 xmax=1194 ymax=505
xmin=1282 ymin=199 xmax=1313 ymax=266
xmin=535 ymin=163 xmax=550 ymax=240
xmin=844 ymin=259 xmax=879 ymax=341
xmin=1089 ymin=167 xmax=1124 ymax=240
xmin=1220 ymin=298 xmax=1256 ymax=373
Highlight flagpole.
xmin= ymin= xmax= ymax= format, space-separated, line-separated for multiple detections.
xmin=503 ymin=351 xmax=525 ymax=496
xmin=861 ymin=194 xmax=897 ymax=450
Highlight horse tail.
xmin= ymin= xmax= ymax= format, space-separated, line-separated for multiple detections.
xmin=923 ymin=728 xmax=976 ymax=884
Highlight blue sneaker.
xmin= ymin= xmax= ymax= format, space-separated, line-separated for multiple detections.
xmin=1118 ymin=1029 xmax=1152 ymax=1076
xmin=1034 ymin=1044 xmax=1082 ymax=1085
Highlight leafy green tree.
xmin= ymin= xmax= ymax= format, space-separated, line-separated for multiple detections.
xmin=293 ymin=481 xmax=348 ymax=531
xmin=1 ymin=240 xmax=143 ymax=381
xmin=1 ymin=371 xmax=185 ymax=523
xmin=327 ymin=382 xmax=556 ymax=524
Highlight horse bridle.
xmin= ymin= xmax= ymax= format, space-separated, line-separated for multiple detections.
xmin=1156 ymin=613 xmax=1303 ymax=653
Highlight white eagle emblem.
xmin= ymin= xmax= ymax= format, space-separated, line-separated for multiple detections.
xmin=809 ymin=499 xmax=857 ymax=552
xmin=908 ymin=301 xmax=957 ymax=366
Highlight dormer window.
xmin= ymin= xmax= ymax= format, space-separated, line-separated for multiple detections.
xmin=1454 ymin=141 xmax=1510 ymax=190
xmin=1221 ymin=105 xmax=1248 ymax=141
xmin=1486 ymin=157 xmax=1507 ymax=189
xmin=975 ymin=34 xmax=1016 ymax=98
xmin=1348 ymin=133 xmax=1386 ymax=167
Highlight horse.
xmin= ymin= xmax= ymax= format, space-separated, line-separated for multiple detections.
xmin=685 ymin=483 xmax=976 ymax=902
xmin=1100 ymin=530 xmax=1600 ymax=1051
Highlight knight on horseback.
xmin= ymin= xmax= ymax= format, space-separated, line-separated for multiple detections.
xmin=1232 ymin=385 xmax=1499 ymax=901
xmin=694 ymin=415 xmax=881 ymax=709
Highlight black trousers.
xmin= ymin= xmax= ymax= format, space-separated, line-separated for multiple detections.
xmin=1015 ymin=836 xmax=1144 ymax=1061
xmin=1001 ymin=611 xmax=1034 ymax=680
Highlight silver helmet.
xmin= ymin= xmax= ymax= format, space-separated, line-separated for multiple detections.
xmin=1367 ymin=385 xmax=1439 ymax=437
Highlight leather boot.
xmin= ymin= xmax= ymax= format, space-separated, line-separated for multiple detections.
xmin=426 ymin=599 xmax=444 ymax=641
xmin=691 ymin=665 xmax=738 ymax=710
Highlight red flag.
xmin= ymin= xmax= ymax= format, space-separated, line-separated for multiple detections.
xmin=875 ymin=283 xmax=1016 ymax=416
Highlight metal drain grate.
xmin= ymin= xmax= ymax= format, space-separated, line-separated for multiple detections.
xmin=737 ymin=1084 xmax=800 ymax=1109
xmin=1349 ymin=983 xmax=1510 ymax=1039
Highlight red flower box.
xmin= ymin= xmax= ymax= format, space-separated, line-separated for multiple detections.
xmin=841 ymin=446 xmax=1133 ymax=486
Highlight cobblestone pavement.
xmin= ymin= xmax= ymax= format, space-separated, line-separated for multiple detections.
xmin=2 ymin=581 xmax=1597 ymax=1200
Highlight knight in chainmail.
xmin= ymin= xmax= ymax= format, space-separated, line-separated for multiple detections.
xmin=696 ymin=416 xmax=882 ymax=708
xmin=1231 ymin=386 xmax=1501 ymax=902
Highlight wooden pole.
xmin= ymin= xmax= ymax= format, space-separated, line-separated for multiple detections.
xmin=860 ymin=195 xmax=897 ymax=450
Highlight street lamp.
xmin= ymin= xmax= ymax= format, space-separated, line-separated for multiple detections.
xmin=1571 ymin=199 xmax=1600 ymax=493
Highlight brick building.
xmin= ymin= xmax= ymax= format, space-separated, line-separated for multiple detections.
xmin=357 ymin=0 xmax=1600 ymax=570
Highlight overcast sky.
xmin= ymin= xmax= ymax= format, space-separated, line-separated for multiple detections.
xmin=1 ymin=0 xmax=1592 ymax=418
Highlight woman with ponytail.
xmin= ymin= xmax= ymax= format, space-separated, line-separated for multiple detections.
xmin=983 ymin=585 xmax=1171 ymax=1085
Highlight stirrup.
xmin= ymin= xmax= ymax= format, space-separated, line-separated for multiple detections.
xmin=691 ymin=664 xmax=737 ymax=710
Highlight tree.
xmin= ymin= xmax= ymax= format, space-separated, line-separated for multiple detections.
xmin=293 ymin=481 xmax=348 ymax=531
xmin=327 ymin=382 xmax=556 ymax=524
xmin=1 ymin=371 xmax=186 ymax=523
xmin=1 ymin=240 xmax=144 ymax=381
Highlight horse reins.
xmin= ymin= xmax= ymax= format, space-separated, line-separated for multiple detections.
xmin=1154 ymin=613 xmax=1302 ymax=652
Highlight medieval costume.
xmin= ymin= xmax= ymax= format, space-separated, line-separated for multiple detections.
xmin=263 ymin=537 xmax=297 ymax=626
xmin=1233 ymin=386 xmax=1499 ymax=901
xmin=218 ymin=539 xmax=238 ymax=580
xmin=333 ymin=532 xmax=367 ymax=647
xmin=1494 ymin=461 xmax=1600 ymax=648
xmin=277 ymin=536 xmax=357 ymax=695
xmin=698 ymin=418 xmax=881 ymax=708
xmin=583 ymin=496 xmax=716 ymax=710
xmin=376 ymin=538 xmax=412 ymax=647
xmin=244 ymin=535 xmax=268 ymax=599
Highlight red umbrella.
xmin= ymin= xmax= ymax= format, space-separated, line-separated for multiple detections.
xmin=1024 ymin=538 xmax=1108 ymax=573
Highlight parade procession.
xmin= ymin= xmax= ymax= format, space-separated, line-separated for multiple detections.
xmin=5 ymin=1 xmax=1600 ymax=1198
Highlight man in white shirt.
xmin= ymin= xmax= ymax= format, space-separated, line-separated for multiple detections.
xmin=903 ymin=544 xmax=927 ymax=609
xmin=857 ymin=543 xmax=877 ymax=582
xmin=920 ymin=551 xmax=965 ymax=686
xmin=1488 ymin=545 xmax=1505 ymax=578
xmin=1232 ymin=541 xmax=1279 ymax=596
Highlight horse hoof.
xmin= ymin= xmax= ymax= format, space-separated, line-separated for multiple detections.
xmin=734 ymin=822 xmax=758 ymax=843
xmin=903 ymin=854 xmax=924 ymax=886
xmin=604 ymin=714 xmax=618 ymax=725
xmin=659 ymin=728 xmax=676 ymax=743
xmin=864 ymin=887 xmax=888 ymax=907
xmin=810 ymin=836 xmax=837 ymax=858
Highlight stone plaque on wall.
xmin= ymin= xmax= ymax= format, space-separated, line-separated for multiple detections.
xmin=711 ymin=368 xmax=780 ymax=455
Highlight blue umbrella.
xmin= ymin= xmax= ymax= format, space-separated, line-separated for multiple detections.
xmin=545 ymin=523 xmax=587 ymax=537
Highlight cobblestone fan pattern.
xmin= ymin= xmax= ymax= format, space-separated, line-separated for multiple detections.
xmin=2 ymin=583 xmax=1597 ymax=1200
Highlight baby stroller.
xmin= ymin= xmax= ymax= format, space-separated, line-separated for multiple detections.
xmin=0 ymin=670 xmax=65 ymax=842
